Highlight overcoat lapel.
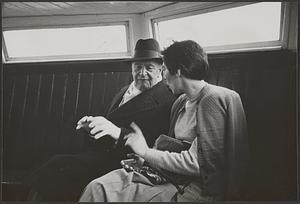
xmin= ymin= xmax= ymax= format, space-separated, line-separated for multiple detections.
xmin=107 ymin=86 xmax=128 ymax=114
xmin=107 ymin=82 xmax=162 ymax=122
xmin=167 ymin=96 xmax=186 ymax=138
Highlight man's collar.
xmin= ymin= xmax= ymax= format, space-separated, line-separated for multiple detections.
xmin=128 ymin=81 xmax=142 ymax=96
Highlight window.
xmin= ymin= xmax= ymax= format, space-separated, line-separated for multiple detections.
xmin=153 ymin=2 xmax=283 ymax=52
xmin=3 ymin=23 xmax=130 ymax=63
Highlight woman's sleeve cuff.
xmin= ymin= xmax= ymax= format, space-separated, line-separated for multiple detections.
xmin=143 ymin=148 xmax=166 ymax=168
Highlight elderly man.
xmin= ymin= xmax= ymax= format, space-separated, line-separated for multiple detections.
xmin=23 ymin=39 xmax=176 ymax=201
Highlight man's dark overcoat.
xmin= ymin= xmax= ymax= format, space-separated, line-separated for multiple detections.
xmin=23 ymin=81 xmax=176 ymax=201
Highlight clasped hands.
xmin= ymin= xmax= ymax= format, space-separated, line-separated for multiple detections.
xmin=76 ymin=116 xmax=150 ymax=158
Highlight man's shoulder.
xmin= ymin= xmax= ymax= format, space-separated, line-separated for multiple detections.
xmin=148 ymin=81 xmax=176 ymax=103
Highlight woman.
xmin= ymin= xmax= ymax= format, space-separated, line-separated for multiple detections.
xmin=79 ymin=40 xmax=248 ymax=202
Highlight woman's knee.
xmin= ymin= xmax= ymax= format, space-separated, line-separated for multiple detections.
xmin=80 ymin=179 xmax=104 ymax=202
xmin=82 ymin=169 xmax=127 ymax=193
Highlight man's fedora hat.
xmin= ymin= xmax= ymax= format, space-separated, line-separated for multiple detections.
xmin=131 ymin=38 xmax=162 ymax=62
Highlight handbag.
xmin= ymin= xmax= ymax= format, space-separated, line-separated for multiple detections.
xmin=122 ymin=134 xmax=193 ymax=194
xmin=153 ymin=134 xmax=191 ymax=153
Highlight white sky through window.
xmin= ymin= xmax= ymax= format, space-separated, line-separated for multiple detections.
xmin=3 ymin=25 xmax=128 ymax=58
xmin=156 ymin=2 xmax=282 ymax=49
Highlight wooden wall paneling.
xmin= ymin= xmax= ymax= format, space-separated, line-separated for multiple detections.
xmin=50 ymin=73 xmax=68 ymax=154
xmin=63 ymin=73 xmax=78 ymax=125
xmin=286 ymin=61 xmax=297 ymax=200
xmin=76 ymin=73 xmax=93 ymax=120
xmin=102 ymin=72 xmax=114 ymax=114
xmin=112 ymin=72 xmax=121 ymax=95
xmin=103 ymin=72 xmax=119 ymax=114
xmin=30 ymin=74 xmax=43 ymax=170
xmin=274 ymin=69 xmax=291 ymax=200
xmin=2 ymin=59 xmax=132 ymax=75
xmin=118 ymin=72 xmax=132 ymax=92
xmin=110 ymin=72 xmax=124 ymax=99
xmin=63 ymin=72 xmax=83 ymax=154
xmin=241 ymin=68 xmax=250 ymax=113
xmin=206 ymin=65 xmax=218 ymax=85
xmin=3 ymin=75 xmax=15 ymax=175
xmin=35 ymin=73 xmax=54 ymax=161
xmin=41 ymin=73 xmax=57 ymax=157
xmin=276 ymin=58 xmax=297 ymax=199
xmin=3 ymin=74 xmax=28 ymax=179
xmin=113 ymin=71 xmax=133 ymax=101
xmin=73 ymin=72 xmax=94 ymax=152
xmin=87 ymin=73 xmax=94 ymax=115
xmin=239 ymin=69 xmax=259 ymax=199
xmin=244 ymin=64 xmax=293 ymax=200
xmin=73 ymin=73 xmax=81 ymax=117
xmin=61 ymin=73 xmax=68 ymax=124
xmin=34 ymin=74 xmax=42 ymax=118
xmin=3 ymin=74 xmax=15 ymax=124
xmin=9 ymin=74 xmax=28 ymax=164
xmin=216 ymin=70 xmax=233 ymax=89
xmin=20 ymin=75 xmax=29 ymax=129
xmin=243 ymin=69 xmax=258 ymax=196
xmin=3 ymin=74 xmax=15 ymax=180
xmin=20 ymin=74 xmax=41 ymax=171
xmin=258 ymin=69 xmax=290 ymax=199
xmin=231 ymin=69 xmax=245 ymax=100
xmin=89 ymin=73 xmax=107 ymax=117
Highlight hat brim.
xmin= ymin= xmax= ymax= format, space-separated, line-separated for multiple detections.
xmin=130 ymin=57 xmax=163 ymax=62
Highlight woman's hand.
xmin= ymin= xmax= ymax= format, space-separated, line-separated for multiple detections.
xmin=120 ymin=153 xmax=145 ymax=172
xmin=124 ymin=122 xmax=150 ymax=157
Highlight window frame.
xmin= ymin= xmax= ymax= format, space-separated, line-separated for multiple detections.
xmin=2 ymin=21 xmax=132 ymax=64
xmin=150 ymin=2 xmax=288 ymax=53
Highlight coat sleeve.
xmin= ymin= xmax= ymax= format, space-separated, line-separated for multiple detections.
xmin=112 ymin=99 xmax=175 ymax=157
xmin=224 ymin=92 xmax=248 ymax=199
xmin=197 ymin=90 xmax=248 ymax=199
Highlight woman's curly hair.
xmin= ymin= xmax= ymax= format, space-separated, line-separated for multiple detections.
xmin=162 ymin=40 xmax=209 ymax=80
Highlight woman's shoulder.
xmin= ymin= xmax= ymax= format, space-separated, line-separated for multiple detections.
xmin=202 ymin=83 xmax=240 ymax=100
xmin=196 ymin=83 xmax=241 ymax=111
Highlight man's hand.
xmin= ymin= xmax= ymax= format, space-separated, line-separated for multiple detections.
xmin=76 ymin=116 xmax=93 ymax=131
xmin=124 ymin=122 xmax=149 ymax=157
xmin=76 ymin=116 xmax=121 ymax=140
xmin=88 ymin=116 xmax=121 ymax=140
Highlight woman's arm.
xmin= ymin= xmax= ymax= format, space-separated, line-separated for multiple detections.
xmin=124 ymin=122 xmax=200 ymax=177
xmin=124 ymin=91 xmax=229 ymax=178
xmin=144 ymin=138 xmax=199 ymax=176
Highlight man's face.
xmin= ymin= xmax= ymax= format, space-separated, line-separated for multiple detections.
xmin=132 ymin=60 xmax=163 ymax=91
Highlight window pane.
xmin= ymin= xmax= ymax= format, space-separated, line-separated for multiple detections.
xmin=156 ymin=2 xmax=282 ymax=49
xmin=3 ymin=25 xmax=128 ymax=59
